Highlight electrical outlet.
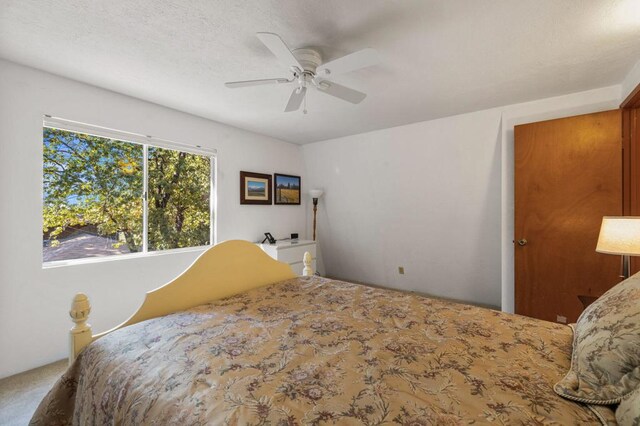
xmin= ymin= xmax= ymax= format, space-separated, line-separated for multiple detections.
xmin=556 ymin=315 xmax=567 ymax=324
xmin=398 ymin=266 xmax=405 ymax=275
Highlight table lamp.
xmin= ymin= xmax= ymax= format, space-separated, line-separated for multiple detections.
xmin=309 ymin=189 xmax=324 ymax=241
xmin=596 ymin=216 xmax=640 ymax=279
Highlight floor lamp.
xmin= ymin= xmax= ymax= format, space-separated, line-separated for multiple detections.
xmin=309 ymin=189 xmax=324 ymax=241
xmin=596 ymin=216 xmax=640 ymax=279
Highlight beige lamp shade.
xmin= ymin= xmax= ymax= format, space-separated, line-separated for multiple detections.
xmin=596 ymin=217 xmax=640 ymax=256
xmin=309 ymin=189 xmax=324 ymax=199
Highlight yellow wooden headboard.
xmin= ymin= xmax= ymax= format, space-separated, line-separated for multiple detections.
xmin=69 ymin=240 xmax=304 ymax=362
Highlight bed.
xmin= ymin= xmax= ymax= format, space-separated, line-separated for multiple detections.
xmin=30 ymin=240 xmax=623 ymax=425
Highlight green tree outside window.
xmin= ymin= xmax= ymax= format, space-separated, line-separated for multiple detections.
xmin=43 ymin=127 xmax=212 ymax=262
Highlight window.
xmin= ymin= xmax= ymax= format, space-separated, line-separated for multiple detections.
xmin=42 ymin=118 xmax=215 ymax=264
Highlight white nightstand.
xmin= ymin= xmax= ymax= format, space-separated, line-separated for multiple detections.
xmin=259 ymin=240 xmax=316 ymax=276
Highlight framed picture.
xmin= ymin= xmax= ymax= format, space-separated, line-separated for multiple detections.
xmin=274 ymin=173 xmax=301 ymax=205
xmin=240 ymin=171 xmax=272 ymax=205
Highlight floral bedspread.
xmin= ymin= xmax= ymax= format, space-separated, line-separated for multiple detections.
xmin=31 ymin=276 xmax=614 ymax=425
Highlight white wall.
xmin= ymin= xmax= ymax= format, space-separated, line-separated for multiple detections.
xmin=304 ymin=108 xmax=503 ymax=307
xmin=0 ymin=59 xmax=306 ymax=378
xmin=303 ymin=85 xmax=622 ymax=309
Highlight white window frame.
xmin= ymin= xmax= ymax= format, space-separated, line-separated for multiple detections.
xmin=42 ymin=116 xmax=217 ymax=268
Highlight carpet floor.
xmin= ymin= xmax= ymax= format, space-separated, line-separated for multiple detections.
xmin=0 ymin=360 xmax=66 ymax=426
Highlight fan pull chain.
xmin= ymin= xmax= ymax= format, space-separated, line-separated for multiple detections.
xmin=303 ymin=92 xmax=308 ymax=115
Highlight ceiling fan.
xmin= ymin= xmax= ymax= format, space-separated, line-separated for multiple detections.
xmin=225 ymin=32 xmax=379 ymax=113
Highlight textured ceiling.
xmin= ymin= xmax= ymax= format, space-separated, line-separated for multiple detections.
xmin=1 ymin=0 xmax=639 ymax=144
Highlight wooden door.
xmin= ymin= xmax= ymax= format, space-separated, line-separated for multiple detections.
xmin=515 ymin=109 xmax=622 ymax=323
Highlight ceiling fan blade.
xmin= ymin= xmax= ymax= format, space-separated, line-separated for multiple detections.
xmin=256 ymin=32 xmax=303 ymax=71
xmin=284 ymin=87 xmax=307 ymax=112
xmin=225 ymin=78 xmax=291 ymax=88
xmin=315 ymin=80 xmax=366 ymax=104
xmin=284 ymin=86 xmax=307 ymax=112
xmin=316 ymin=48 xmax=379 ymax=77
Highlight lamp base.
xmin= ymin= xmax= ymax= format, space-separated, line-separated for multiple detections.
xmin=312 ymin=198 xmax=318 ymax=241
xmin=622 ymin=254 xmax=631 ymax=280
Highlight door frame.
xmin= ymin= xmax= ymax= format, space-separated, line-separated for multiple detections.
xmin=499 ymin=87 xmax=622 ymax=313
xmin=621 ymin=83 xmax=640 ymax=274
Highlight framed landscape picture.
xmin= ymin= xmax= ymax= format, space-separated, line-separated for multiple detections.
xmin=274 ymin=173 xmax=301 ymax=205
xmin=240 ymin=171 xmax=272 ymax=205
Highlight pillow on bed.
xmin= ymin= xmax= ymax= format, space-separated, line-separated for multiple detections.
xmin=554 ymin=272 xmax=640 ymax=405
xmin=616 ymin=386 xmax=640 ymax=426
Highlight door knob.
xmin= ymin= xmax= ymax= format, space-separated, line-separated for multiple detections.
xmin=517 ymin=239 xmax=528 ymax=246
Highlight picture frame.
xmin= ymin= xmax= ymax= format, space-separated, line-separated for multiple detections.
xmin=263 ymin=232 xmax=276 ymax=244
xmin=240 ymin=171 xmax=272 ymax=205
xmin=274 ymin=173 xmax=301 ymax=205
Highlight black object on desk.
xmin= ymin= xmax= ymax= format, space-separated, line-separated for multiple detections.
xmin=262 ymin=232 xmax=276 ymax=244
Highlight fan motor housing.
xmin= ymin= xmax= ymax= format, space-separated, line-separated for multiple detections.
xmin=293 ymin=48 xmax=322 ymax=73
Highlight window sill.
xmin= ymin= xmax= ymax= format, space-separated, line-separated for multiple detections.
xmin=42 ymin=245 xmax=210 ymax=269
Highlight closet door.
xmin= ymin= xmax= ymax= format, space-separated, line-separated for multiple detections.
xmin=514 ymin=109 xmax=622 ymax=323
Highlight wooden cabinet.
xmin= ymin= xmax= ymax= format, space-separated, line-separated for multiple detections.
xmin=260 ymin=240 xmax=316 ymax=276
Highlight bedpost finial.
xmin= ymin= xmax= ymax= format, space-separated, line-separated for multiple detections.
xmin=69 ymin=292 xmax=93 ymax=364
xmin=70 ymin=292 xmax=91 ymax=332
xmin=302 ymin=251 xmax=314 ymax=276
